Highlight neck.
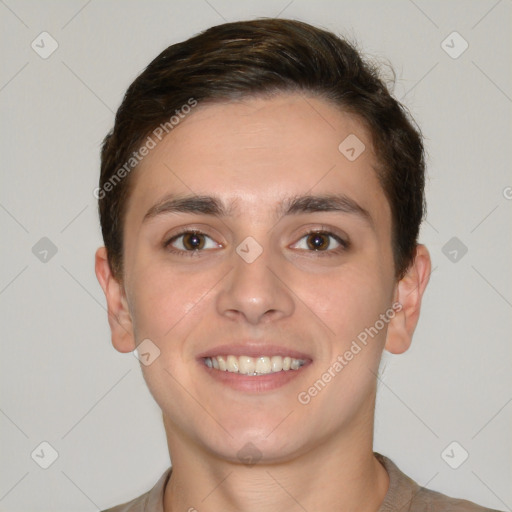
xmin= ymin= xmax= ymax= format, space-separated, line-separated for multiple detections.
xmin=163 ymin=412 xmax=389 ymax=512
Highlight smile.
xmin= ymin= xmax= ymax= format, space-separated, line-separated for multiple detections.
xmin=203 ymin=355 xmax=306 ymax=375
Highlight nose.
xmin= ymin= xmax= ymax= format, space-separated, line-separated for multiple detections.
xmin=215 ymin=243 xmax=295 ymax=325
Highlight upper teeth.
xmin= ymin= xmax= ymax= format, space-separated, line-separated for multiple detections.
xmin=204 ymin=355 xmax=306 ymax=375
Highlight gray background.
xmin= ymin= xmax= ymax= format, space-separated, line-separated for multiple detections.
xmin=0 ymin=0 xmax=511 ymax=510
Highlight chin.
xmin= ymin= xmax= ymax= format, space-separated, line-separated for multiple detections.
xmin=200 ymin=422 xmax=306 ymax=466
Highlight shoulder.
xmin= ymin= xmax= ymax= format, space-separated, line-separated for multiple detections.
xmin=375 ymin=452 xmax=503 ymax=512
xmin=100 ymin=467 xmax=172 ymax=512
xmin=412 ymin=485 xmax=501 ymax=511
xmin=100 ymin=491 xmax=149 ymax=512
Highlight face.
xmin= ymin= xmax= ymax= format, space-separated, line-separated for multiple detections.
xmin=108 ymin=93 xmax=401 ymax=463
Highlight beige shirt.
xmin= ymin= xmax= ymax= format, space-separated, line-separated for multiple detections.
xmin=102 ymin=452 xmax=502 ymax=511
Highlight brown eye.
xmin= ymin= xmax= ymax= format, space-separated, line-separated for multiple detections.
xmin=182 ymin=232 xmax=205 ymax=250
xmin=306 ymin=233 xmax=331 ymax=251
xmin=165 ymin=230 xmax=220 ymax=254
xmin=291 ymin=230 xmax=348 ymax=255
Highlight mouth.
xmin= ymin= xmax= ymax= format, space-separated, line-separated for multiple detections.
xmin=203 ymin=355 xmax=307 ymax=375
xmin=197 ymin=344 xmax=312 ymax=392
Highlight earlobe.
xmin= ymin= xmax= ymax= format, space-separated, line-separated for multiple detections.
xmin=94 ymin=247 xmax=136 ymax=353
xmin=385 ymin=244 xmax=431 ymax=355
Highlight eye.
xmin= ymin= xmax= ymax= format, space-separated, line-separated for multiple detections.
xmin=292 ymin=230 xmax=348 ymax=253
xmin=164 ymin=230 xmax=220 ymax=254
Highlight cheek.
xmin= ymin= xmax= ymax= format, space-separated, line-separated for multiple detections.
xmin=128 ymin=255 xmax=230 ymax=352
xmin=299 ymin=261 xmax=393 ymax=346
xmin=128 ymin=261 xmax=201 ymax=341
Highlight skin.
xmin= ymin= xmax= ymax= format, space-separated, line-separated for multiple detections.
xmin=95 ymin=93 xmax=431 ymax=511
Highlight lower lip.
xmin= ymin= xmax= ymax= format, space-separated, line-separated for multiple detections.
xmin=200 ymin=361 xmax=311 ymax=392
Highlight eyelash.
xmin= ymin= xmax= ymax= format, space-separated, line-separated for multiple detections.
xmin=163 ymin=227 xmax=349 ymax=258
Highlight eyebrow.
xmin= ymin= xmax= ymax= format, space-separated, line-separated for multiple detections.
xmin=142 ymin=193 xmax=373 ymax=226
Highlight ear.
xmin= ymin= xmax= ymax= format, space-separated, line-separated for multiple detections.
xmin=95 ymin=246 xmax=136 ymax=353
xmin=385 ymin=244 xmax=431 ymax=354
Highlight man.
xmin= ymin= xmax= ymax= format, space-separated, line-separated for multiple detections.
xmin=95 ymin=18 xmax=501 ymax=512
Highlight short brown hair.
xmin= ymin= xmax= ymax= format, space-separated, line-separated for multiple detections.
xmin=98 ymin=18 xmax=425 ymax=281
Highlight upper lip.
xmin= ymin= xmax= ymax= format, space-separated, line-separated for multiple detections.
xmin=197 ymin=343 xmax=312 ymax=361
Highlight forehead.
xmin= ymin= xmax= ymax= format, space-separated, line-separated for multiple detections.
xmin=125 ymin=93 xmax=390 ymax=229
